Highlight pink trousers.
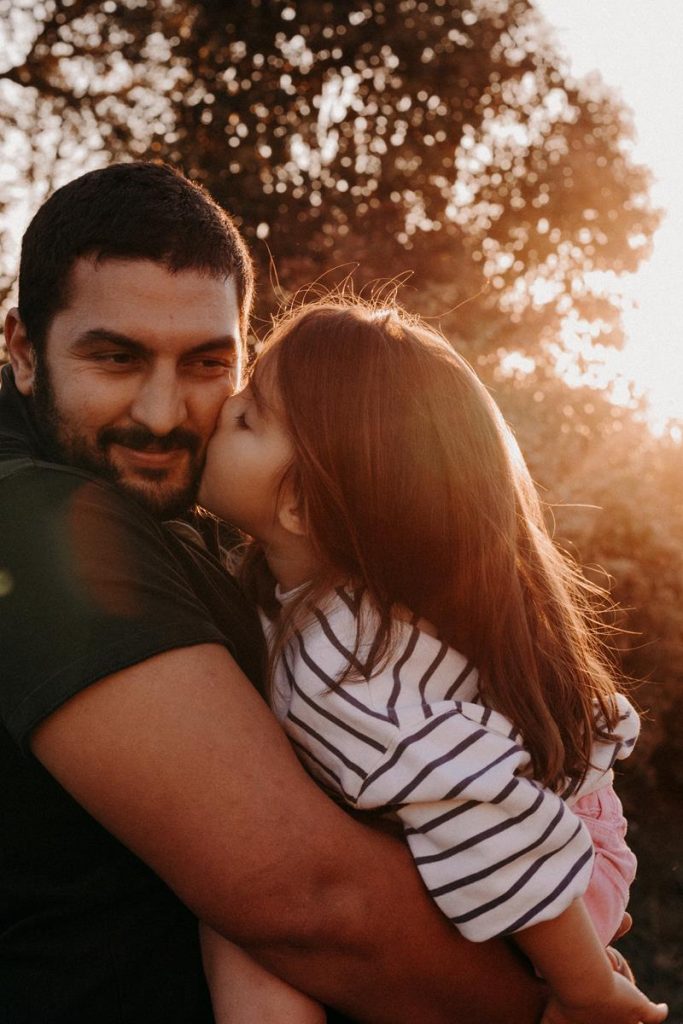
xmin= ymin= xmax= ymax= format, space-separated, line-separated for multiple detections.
xmin=572 ymin=785 xmax=638 ymax=945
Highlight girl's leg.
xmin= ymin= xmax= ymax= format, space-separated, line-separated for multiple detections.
xmin=572 ymin=785 xmax=638 ymax=945
xmin=200 ymin=924 xmax=326 ymax=1024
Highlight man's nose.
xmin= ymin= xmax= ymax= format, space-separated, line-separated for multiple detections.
xmin=129 ymin=368 xmax=188 ymax=436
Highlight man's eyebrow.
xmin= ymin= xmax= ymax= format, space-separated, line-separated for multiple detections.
xmin=188 ymin=336 xmax=241 ymax=356
xmin=71 ymin=329 xmax=240 ymax=356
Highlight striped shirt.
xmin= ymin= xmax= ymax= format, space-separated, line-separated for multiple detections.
xmin=267 ymin=586 xmax=639 ymax=942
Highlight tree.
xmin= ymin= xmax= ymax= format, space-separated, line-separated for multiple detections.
xmin=1 ymin=0 xmax=658 ymax=357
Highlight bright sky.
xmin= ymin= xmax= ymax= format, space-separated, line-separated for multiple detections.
xmin=535 ymin=0 xmax=683 ymax=432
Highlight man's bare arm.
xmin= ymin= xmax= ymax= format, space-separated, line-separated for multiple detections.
xmin=32 ymin=643 xmax=545 ymax=1024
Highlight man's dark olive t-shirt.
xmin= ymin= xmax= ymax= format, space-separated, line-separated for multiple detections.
xmin=0 ymin=366 xmax=267 ymax=1022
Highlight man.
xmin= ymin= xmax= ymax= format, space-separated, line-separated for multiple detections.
xmin=0 ymin=162 xmax=544 ymax=1022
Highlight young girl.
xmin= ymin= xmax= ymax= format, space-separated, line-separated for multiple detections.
xmin=198 ymin=301 xmax=667 ymax=1024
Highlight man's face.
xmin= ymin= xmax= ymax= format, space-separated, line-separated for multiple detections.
xmin=28 ymin=257 xmax=242 ymax=518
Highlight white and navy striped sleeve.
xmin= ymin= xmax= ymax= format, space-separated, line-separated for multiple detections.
xmin=355 ymin=699 xmax=595 ymax=942
xmin=601 ymin=692 xmax=640 ymax=756
xmin=567 ymin=691 xmax=640 ymax=800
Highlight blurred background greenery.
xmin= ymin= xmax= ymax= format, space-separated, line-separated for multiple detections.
xmin=1 ymin=0 xmax=680 ymax=1014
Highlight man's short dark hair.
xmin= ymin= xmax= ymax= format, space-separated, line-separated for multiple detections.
xmin=18 ymin=161 xmax=254 ymax=351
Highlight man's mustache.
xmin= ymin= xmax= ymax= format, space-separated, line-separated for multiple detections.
xmin=98 ymin=426 xmax=201 ymax=455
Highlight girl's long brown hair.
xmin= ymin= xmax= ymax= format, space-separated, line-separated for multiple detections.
xmin=245 ymin=300 xmax=621 ymax=790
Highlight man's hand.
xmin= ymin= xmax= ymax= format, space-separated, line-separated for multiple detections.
xmin=612 ymin=913 xmax=633 ymax=943
xmin=606 ymin=946 xmax=635 ymax=983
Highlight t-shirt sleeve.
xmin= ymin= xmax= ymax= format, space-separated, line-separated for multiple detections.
xmin=568 ymin=692 xmax=640 ymax=799
xmin=0 ymin=466 xmax=229 ymax=750
xmin=355 ymin=700 xmax=595 ymax=941
xmin=592 ymin=692 xmax=639 ymax=769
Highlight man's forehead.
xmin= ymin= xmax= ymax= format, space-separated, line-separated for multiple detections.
xmin=66 ymin=254 xmax=235 ymax=298
xmin=53 ymin=257 xmax=243 ymax=351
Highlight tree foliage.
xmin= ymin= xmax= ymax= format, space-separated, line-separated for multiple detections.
xmin=1 ymin=0 xmax=658 ymax=356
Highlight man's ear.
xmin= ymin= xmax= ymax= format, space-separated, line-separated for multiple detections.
xmin=277 ymin=478 xmax=308 ymax=538
xmin=4 ymin=309 xmax=36 ymax=396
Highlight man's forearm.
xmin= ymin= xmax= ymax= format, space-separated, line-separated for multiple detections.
xmin=250 ymin=935 xmax=543 ymax=1024
xmin=238 ymin=831 xmax=545 ymax=1024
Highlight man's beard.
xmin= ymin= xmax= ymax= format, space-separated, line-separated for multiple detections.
xmin=32 ymin=359 xmax=204 ymax=520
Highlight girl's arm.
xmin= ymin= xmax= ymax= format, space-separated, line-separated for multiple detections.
xmin=515 ymin=899 xmax=667 ymax=1024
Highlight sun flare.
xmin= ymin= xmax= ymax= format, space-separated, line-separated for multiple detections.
xmin=536 ymin=0 xmax=683 ymax=436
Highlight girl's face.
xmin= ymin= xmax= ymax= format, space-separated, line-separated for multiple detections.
xmin=198 ymin=368 xmax=294 ymax=543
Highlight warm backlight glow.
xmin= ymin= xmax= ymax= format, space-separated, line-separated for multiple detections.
xmin=536 ymin=0 xmax=683 ymax=435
